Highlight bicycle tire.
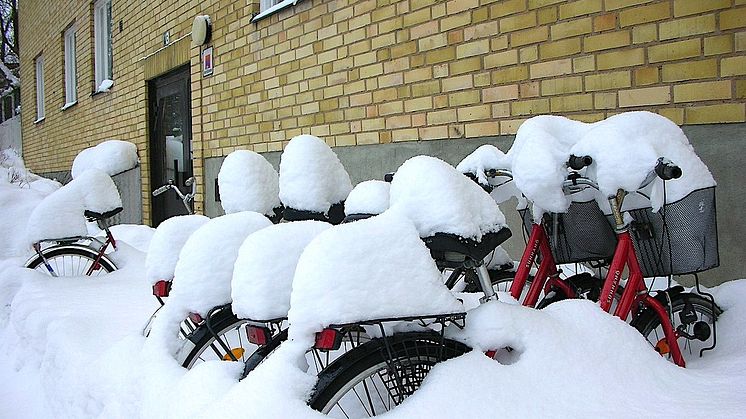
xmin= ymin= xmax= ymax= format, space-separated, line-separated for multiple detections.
xmin=179 ymin=308 xmax=254 ymax=369
xmin=310 ymin=332 xmax=471 ymax=417
xmin=25 ymin=245 xmax=117 ymax=277
xmin=630 ymin=292 xmax=721 ymax=364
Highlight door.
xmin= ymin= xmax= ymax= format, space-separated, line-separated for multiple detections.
xmin=149 ymin=66 xmax=192 ymax=227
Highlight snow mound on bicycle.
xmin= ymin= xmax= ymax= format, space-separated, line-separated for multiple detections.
xmin=145 ymin=214 xmax=209 ymax=285
xmin=344 ymin=180 xmax=390 ymax=216
xmin=231 ymin=220 xmax=331 ymax=321
xmin=570 ymin=111 xmax=715 ymax=211
xmin=389 ymin=155 xmax=505 ymax=240
xmin=288 ymin=211 xmax=463 ymax=342
xmin=218 ymin=150 xmax=281 ymax=216
xmin=279 ymin=135 xmax=352 ymax=214
xmin=71 ymin=139 xmax=139 ymax=178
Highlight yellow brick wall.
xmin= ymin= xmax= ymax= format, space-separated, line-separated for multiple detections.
xmin=20 ymin=0 xmax=746 ymax=221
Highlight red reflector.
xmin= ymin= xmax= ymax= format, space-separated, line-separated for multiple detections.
xmin=152 ymin=280 xmax=172 ymax=297
xmin=188 ymin=312 xmax=203 ymax=324
xmin=246 ymin=325 xmax=271 ymax=346
xmin=485 ymin=350 xmax=497 ymax=359
xmin=314 ymin=328 xmax=343 ymax=351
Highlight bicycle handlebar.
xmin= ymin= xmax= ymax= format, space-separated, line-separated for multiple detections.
xmin=152 ymin=184 xmax=171 ymax=196
xmin=655 ymin=158 xmax=682 ymax=181
xmin=567 ymin=155 xmax=593 ymax=170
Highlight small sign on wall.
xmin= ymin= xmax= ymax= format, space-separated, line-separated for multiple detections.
xmin=202 ymin=47 xmax=214 ymax=77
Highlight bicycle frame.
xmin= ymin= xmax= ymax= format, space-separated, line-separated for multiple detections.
xmin=34 ymin=227 xmax=117 ymax=277
xmin=509 ymin=221 xmax=575 ymax=307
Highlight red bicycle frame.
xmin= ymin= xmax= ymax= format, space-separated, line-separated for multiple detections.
xmin=87 ymin=226 xmax=117 ymax=275
xmin=509 ymin=222 xmax=574 ymax=307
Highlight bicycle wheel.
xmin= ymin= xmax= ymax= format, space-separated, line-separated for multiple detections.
xmin=179 ymin=308 xmax=255 ymax=369
xmin=25 ymin=245 xmax=116 ymax=277
xmin=630 ymin=292 xmax=721 ymax=364
xmin=310 ymin=332 xmax=471 ymax=417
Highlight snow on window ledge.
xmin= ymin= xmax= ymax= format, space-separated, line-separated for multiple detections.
xmin=60 ymin=101 xmax=78 ymax=111
xmin=251 ymin=0 xmax=303 ymax=23
xmin=94 ymin=79 xmax=114 ymax=94
xmin=33 ymin=117 xmax=45 ymax=124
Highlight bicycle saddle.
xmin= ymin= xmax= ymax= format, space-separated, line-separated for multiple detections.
xmin=84 ymin=207 xmax=123 ymax=221
xmin=424 ymin=227 xmax=512 ymax=266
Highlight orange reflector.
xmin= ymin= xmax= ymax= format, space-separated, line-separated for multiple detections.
xmin=222 ymin=347 xmax=245 ymax=361
xmin=655 ymin=339 xmax=670 ymax=355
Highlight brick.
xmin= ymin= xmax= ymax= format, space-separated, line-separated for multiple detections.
xmin=573 ymin=55 xmax=595 ymax=73
xmin=464 ymin=20 xmax=499 ymax=40
xmin=550 ymin=94 xmax=594 ymax=111
xmin=442 ymin=74 xmax=473 ymax=91
xmin=736 ymin=80 xmax=746 ymax=99
xmin=419 ymin=125 xmax=449 ymax=140
xmin=584 ymin=31 xmax=631 ymax=52
xmin=447 ymin=0 xmax=480 ymax=14
xmin=465 ymin=122 xmax=499 ymax=138
xmin=528 ymin=0 xmax=565 ymax=9
xmin=500 ymin=119 xmax=528 ymax=135
xmin=738 ymin=32 xmax=746 ymax=52
xmin=657 ymin=108 xmax=684 ymax=125
xmin=492 ymin=35 xmax=509 ymax=51
xmin=492 ymin=103 xmax=512 ymax=117
xmin=685 ymin=104 xmax=746 ymax=124
xmin=425 ymin=47 xmax=457 ymax=65
xmin=538 ymin=38 xmax=581 ymax=59
xmin=362 ymin=118 xmax=385 ymax=131
xmin=379 ymin=101 xmax=404 ymax=115
xmin=541 ymin=76 xmax=583 ymax=95
xmin=500 ymin=12 xmax=537 ymax=33
xmin=450 ymin=57 xmax=483 ymax=75
xmin=512 ymin=98 xmax=550 ymax=115
xmin=551 ymin=17 xmax=593 ymax=40
xmin=520 ymin=81 xmax=540 ymax=97
xmin=585 ymin=70 xmax=631 ymax=91
xmin=449 ymin=90 xmax=481 ymax=106
xmin=457 ymin=104 xmax=491 ymax=121
xmin=483 ymin=85 xmax=520 ymax=102
xmin=492 ymin=65 xmax=530 ymax=83
xmin=520 ymin=45 xmax=539 ymax=63
xmin=403 ymin=8 xmax=431 ymax=27
xmin=720 ymin=8 xmax=746 ymax=30
xmin=648 ymin=39 xmax=701 ymax=63
xmin=538 ymin=7 xmax=558 ymax=25
xmin=404 ymin=96 xmax=433 ymax=112
xmin=427 ymin=109 xmax=457 ymax=125
xmin=530 ymin=58 xmax=573 ymax=78
xmin=620 ymin=2 xmax=670 ymax=27
xmin=404 ymin=67 xmax=432 ymax=84
xmin=474 ymin=72 xmax=492 ymax=86
xmin=511 ymin=26 xmax=549 ymax=47
xmin=419 ymin=33 xmax=448 ymax=51
xmin=673 ymin=0 xmax=729 ymax=16
xmin=490 ymin=0 xmax=527 ymax=18
xmin=392 ymin=128 xmax=419 ymax=141
xmin=634 ymin=66 xmax=660 ymax=85
xmin=594 ymin=13 xmax=617 ymax=32
xmin=661 ymin=59 xmax=717 ymax=82
xmin=457 ymin=39 xmax=490 ymax=58
xmin=596 ymin=48 xmax=644 ymax=70
xmin=412 ymin=80 xmax=441 ymax=97
xmin=441 ymin=11 xmax=472 ymax=31
xmin=410 ymin=21 xmax=440 ymax=39
xmin=659 ymin=14 xmax=716 ymax=41
xmin=594 ymin=92 xmax=617 ymax=109
xmin=386 ymin=115 xmax=410 ymax=129
xmin=722 ymin=56 xmax=746 ymax=76
xmin=674 ymin=80 xmax=732 ymax=103
xmin=559 ymin=0 xmax=603 ymax=19
xmin=618 ymin=86 xmax=670 ymax=107
xmin=605 ymin=0 xmax=654 ymax=11
xmin=632 ymin=24 xmax=658 ymax=44
xmin=485 ymin=50 xmax=519 ymax=68
xmin=704 ymin=35 xmax=734 ymax=56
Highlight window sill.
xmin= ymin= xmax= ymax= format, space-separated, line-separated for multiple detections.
xmin=33 ymin=117 xmax=45 ymax=124
xmin=251 ymin=0 xmax=302 ymax=23
xmin=61 ymin=101 xmax=78 ymax=111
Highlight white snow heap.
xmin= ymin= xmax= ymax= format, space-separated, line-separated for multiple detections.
xmin=278 ymin=135 xmax=352 ymax=213
xmin=344 ymin=180 xmax=390 ymax=216
xmin=145 ymin=214 xmax=210 ymax=285
xmin=570 ymin=111 xmax=716 ymax=211
xmin=25 ymin=169 xmax=122 ymax=245
xmin=71 ymin=140 xmax=139 ymax=178
xmin=508 ymin=115 xmax=593 ymax=215
xmin=287 ymin=211 xmax=464 ymax=341
xmin=231 ymin=220 xmax=331 ymax=321
xmin=217 ymin=150 xmax=281 ymax=216
xmin=169 ymin=212 xmax=272 ymax=316
xmin=389 ymin=155 xmax=505 ymax=240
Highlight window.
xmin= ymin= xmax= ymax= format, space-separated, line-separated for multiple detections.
xmin=260 ymin=0 xmax=282 ymax=11
xmin=93 ymin=0 xmax=112 ymax=91
xmin=252 ymin=0 xmax=304 ymax=22
xmin=35 ymin=55 xmax=44 ymax=121
xmin=63 ymin=25 xmax=77 ymax=107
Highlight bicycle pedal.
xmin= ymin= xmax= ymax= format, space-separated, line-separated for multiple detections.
xmin=654 ymin=339 xmax=670 ymax=356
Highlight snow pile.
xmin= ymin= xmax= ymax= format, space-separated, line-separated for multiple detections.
xmin=570 ymin=111 xmax=715 ymax=211
xmin=231 ymin=221 xmax=331 ymax=321
xmin=288 ymin=211 xmax=463 ymax=342
xmin=343 ymin=180 xmax=390 ymax=216
xmin=278 ymin=135 xmax=352 ymax=213
xmin=145 ymin=214 xmax=209 ymax=285
xmin=25 ymin=169 xmax=122 ymax=245
xmin=217 ymin=150 xmax=281 ymax=216
xmin=71 ymin=140 xmax=139 ymax=178
xmin=167 ymin=212 xmax=272 ymax=316
xmin=389 ymin=155 xmax=505 ymax=240
xmin=508 ymin=115 xmax=593 ymax=215
xmin=0 ymin=184 xmax=48 ymax=257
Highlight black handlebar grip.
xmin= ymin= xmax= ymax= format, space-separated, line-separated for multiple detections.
xmin=383 ymin=173 xmax=394 ymax=182
xmin=655 ymin=159 xmax=682 ymax=180
xmin=567 ymin=155 xmax=593 ymax=170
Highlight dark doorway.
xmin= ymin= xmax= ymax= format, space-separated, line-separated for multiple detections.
xmin=149 ymin=66 xmax=193 ymax=227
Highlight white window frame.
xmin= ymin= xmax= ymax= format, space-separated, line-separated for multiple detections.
xmin=252 ymin=0 xmax=303 ymax=22
xmin=35 ymin=55 xmax=45 ymax=122
xmin=93 ymin=0 xmax=113 ymax=92
xmin=63 ymin=25 xmax=77 ymax=108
